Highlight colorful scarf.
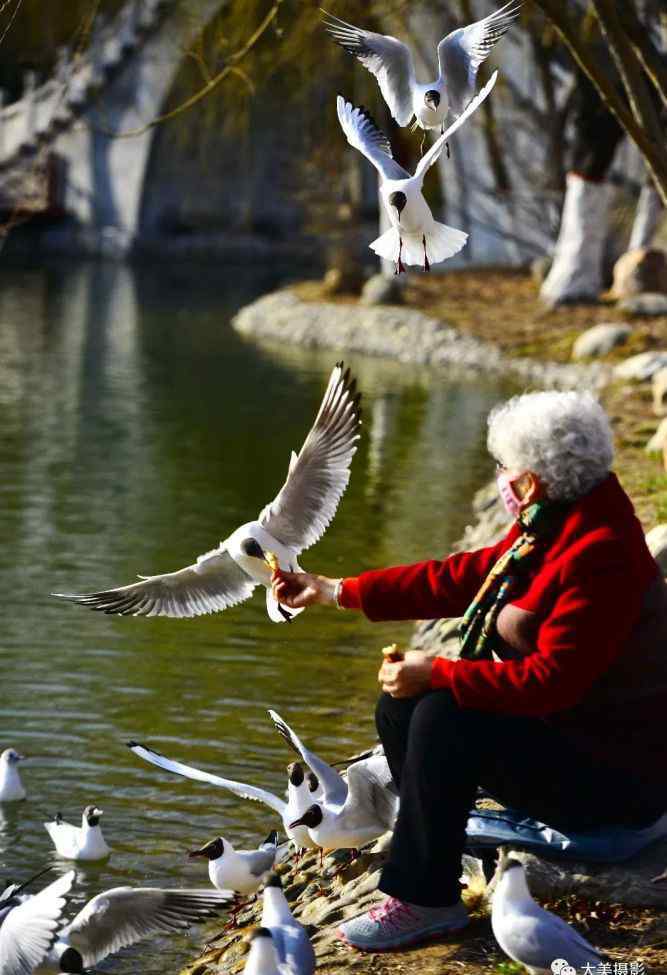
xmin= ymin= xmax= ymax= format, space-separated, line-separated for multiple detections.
xmin=458 ymin=500 xmax=567 ymax=661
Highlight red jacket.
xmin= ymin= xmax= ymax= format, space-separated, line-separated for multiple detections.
xmin=341 ymin=474 xmax=667 ymax=787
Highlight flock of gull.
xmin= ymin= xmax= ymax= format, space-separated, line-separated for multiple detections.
xmin=2 ymin=5 xmax=607 ymax=974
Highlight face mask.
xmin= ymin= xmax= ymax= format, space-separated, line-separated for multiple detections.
xmin=496 ymin=471 xmax=523 ymax=519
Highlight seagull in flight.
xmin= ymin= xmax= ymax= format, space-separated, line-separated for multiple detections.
xmin=323 ymin=3 xmax=519 ymax=133
xmin=337 ymin=71 xmax=497 ymax=273
xmin=492 ymin=856 xmax=603 ymax=975
xmin=0 ymin=870 xmax=74 ymax=975
xmin=52 ymin=362 xmax=361 ymax=623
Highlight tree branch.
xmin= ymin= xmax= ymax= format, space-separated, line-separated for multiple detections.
xmin=616 ymin=1 xmax=667 ymax=109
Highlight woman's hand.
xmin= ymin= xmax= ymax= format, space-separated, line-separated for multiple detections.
xmin=271 ymin=570 xmax=340 ymax=609
xmin=378 ymin=650 xmax=434 ymax=699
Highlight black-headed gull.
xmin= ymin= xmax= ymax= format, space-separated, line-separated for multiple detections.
xmin=0 ymin=870 xmax=74 ymax=975
xmin=44 ymin=805 xmax=110 ymax=862
xmin=323 ymin=3 xmax=519 ymax=131
xmin=128 ymin=740 xmax=321 ymax=852
xmin=0 ymin=749 xmax=26 ymax=802
xmin=336 ymin=71 xmax=497 ymax=273
xmin=52 ymin=362 xmax=361 ymax=623
xmin=33 ymin=885 xmax=229 ymax=973
xmin=269 ymin=711 xmax=398 ymax=853
xmin=492 ymin=856 xmax=602 ymax=974
xmin=188 ymin=831 xmax=279 ymax=904
xmin=243 ymin=873 xmax=315 ymax=975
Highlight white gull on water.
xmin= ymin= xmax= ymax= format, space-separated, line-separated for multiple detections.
xmin=44 ymin=805 xmax=110 ymax=862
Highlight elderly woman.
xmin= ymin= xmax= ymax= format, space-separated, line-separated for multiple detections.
xmin=272 ymin=390 xmax=667 ymax=952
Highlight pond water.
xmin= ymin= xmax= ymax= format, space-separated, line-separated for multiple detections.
xmin=0 ymin=260 xmax=513 ymax=973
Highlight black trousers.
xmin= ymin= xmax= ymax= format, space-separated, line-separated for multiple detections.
xmin=376 ymin=689 xmax=664 ymax=908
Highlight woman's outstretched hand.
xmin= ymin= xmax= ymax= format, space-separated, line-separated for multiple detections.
xmin=271 ymin=570 xmax=340 ymax=609
xmin=379 ymin=650 xmax=434 ymax=699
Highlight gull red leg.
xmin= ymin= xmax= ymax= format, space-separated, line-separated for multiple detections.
xmin=422 ymin=234 xmax=430 ymax=272
xmin=395 ymin=236 xmax=405 ymax=276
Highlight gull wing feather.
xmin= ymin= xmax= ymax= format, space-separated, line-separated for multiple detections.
xmin=51 ymin=548 xmax=255 ymax=619
xmin=62 ymin=887 xmax=230 ymax=966
xmin=344 ymin=756 xmax=399 ymax=832
xmin=127 ymin=741 xmax=287 ymax=816
xmin=415 ymin=70 xmax=498 ymax=179
xmin=268 ymin=710 xmax=347 ymax=806
xmin=258 ymin=362 xmax=362 ymax=553
xmin=437 ymin=1 xmax=520 ymax=115
xmin=247 ymin=848 xmax=278 ymax=879
xmin=497 ymin=909 xmax=601 ymax=971
xmin=336 ymin=99 xmax=410 ymax=181
xmin=323 ymin=11 xmax=416 ymax=126
xmin=0 ymin=871 xmax=74 ymax=975
xmin=44 ymin=820 xmax=81 ymax=857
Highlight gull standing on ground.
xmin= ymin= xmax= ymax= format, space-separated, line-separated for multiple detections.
xmin=243 ymin=873 xmax=315 ymax=975
xmin=270 ymin=711 xmax=398 ymax=854
xmin=0 ymin=749 xmax=27 ymax=802
xmin=323 ymin=3 xmax=520 ymax=133
xmin=336 ymin=71 xmax=498 ymax=274
xmin=492 ymin=856 xmax=603 ymax=974
xmin=33 ymin=885 xmax=229 ymax=973
xmin=128 ymin=741 xmax=321 ymax=853
xmin=52 ymin=362 xmax=361 ymax=623
xmin=44 ymin=806 xmax=110 ymax=862
xmin=188 ymin=831 xmax=279 ymax=921
xmin=0 ymin=870 xmax=74 ymax=975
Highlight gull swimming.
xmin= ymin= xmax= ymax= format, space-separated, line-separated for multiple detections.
xmin=269 ymin=711 xmax=399 ymax=853
xmin=323 ymin=3 xmax=519 ymax=132
xmin=128 ymin=740 xmax=321 ymax=852
xmin=243 ymin=873 xmax=315 ymax=975
xmin=492 ymin=856 xmax=602 ymax=974
xmin=44 ymin=806 xmax=110 ymax=862
xmin=0 ymin=749 xmax=27 ymax=802
xmin=336 ymin=71 xmax=497 ymax=273
xmin=0 ymin=870 xmax=74 ymax=975
xmin=33 ymin=884 xmax=229 ymax=973
xmin=52 ymin=362 xmax=361 ymax=623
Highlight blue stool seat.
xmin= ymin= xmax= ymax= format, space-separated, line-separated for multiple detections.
xmin=465 ymin=807 xmax=667 ymax=862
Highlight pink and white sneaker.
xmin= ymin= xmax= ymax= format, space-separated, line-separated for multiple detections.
xmin=337 ymin=896 xmax=469 ymax=951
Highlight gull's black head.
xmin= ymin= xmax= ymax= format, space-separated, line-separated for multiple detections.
xmin=424 ymin=89 xmax=440 ymax=111
xmin=388 ymin=191 xmax=407 ymax=218
xmin=59 ymin=946 xmax=85 ymax=973
xmin=2 ymin=749 xmax=23 ymax=765
xmin=288 ymin=761 xmax=304 ymax=787
xmin=240 ymin=538 xmax=266 ymax=560
xmin=307 ymin=771 xmax=319 ymax=794
xmin=265 ymin=872 xmax=283 ymax=889
xmin=289 ymin=803 xmax=323 ymax=830
xmin=188 ymin=836 xmax=224 ymax=861
xmin=83 ymin=805 xmax=103 ymax=827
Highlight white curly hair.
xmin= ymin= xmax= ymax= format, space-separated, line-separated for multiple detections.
xmin=487 ymin=390 xmax=614 ymax=501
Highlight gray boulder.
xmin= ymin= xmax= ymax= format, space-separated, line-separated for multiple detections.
xmin=359 ymin=273 xmax=404 ymax=306
xmin=571 ymin=323 xmax=631 ymax=360
xmin=614 ymin=351 xmax=667 ymax=381
xmin=645 ymin=524 xmax=667 ymax=573
xmin=619 ymin=293 xmax=667 ymax=317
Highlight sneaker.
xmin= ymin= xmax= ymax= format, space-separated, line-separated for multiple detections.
xmin=337 ymin=896 xmax=469 ymax=952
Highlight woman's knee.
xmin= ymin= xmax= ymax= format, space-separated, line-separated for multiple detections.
xmin=407 ymin=688 xmax=465 ymax=743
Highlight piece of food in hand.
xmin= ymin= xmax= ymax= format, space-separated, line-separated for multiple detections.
xmin=265 ymin=551 xmax=280 ymax=572
xmin=382 ymin=643 xmax=405 ymax=663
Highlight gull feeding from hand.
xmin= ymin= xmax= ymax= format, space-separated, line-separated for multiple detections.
xmin=128 ymin=740 xmax=321 ymax=853
xmin=0 ymin=749 xmax=27 ymax=802
xmin=44 ymin=805 xmax=110 ymax=862
xmin=323 ymin=3 xmax=519 ymax=132
xmin=492 ymin=856 xmax=603 ymax=974
xmin=52 ymin=362 xmax=361 ymax=623
xmin=243 ymin=873 xmax=315 ymax=975
xmin=336 ymin=71 xmax=497 ymax=274
xmin=0 ymin=870 xmax=74 ymax=975
xmin=270 ymin=710 xmax=398 ymax=854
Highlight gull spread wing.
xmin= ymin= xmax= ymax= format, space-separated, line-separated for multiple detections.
xmin=52 ymin=547 xmax=256 ymax=619
xmin=437 ymin=1 xmax=520 ymax=116
xmin=258 ymin=362 xmax=362 ymax=553
xmin=0 ymin=871 xmax=74 ymax=975
xmin=127 ymin=742 xmax=287 ymax=816
xmin=415 ymin=70 xmax=498 ymax=179
xmin=323 ymin=11 xmax=416 ymax=126
xmin=268 ymin=710 xmax=347 ymax=806
xmin=345 ymin=756 xmax=399 ymax=832
xmin=63 ymin=887 xmax=230 ymax=966
xmin=336 ymin=99 xmax=410 ymax=182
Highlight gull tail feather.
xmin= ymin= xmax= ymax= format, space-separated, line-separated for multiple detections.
xmin=265 ymin=588 xmax=304 ymax=623
xmin=370 ymin=224 xmax=468 ymax=267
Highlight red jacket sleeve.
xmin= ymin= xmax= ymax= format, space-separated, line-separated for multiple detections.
xmin=431 ymin=540 xmax=645 ymax=716
xmin=339 ymin=524 xmax=519 ymax=621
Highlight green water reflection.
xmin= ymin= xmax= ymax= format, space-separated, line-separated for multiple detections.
xmin=0 ymin=261 xmax=514 ymax=972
